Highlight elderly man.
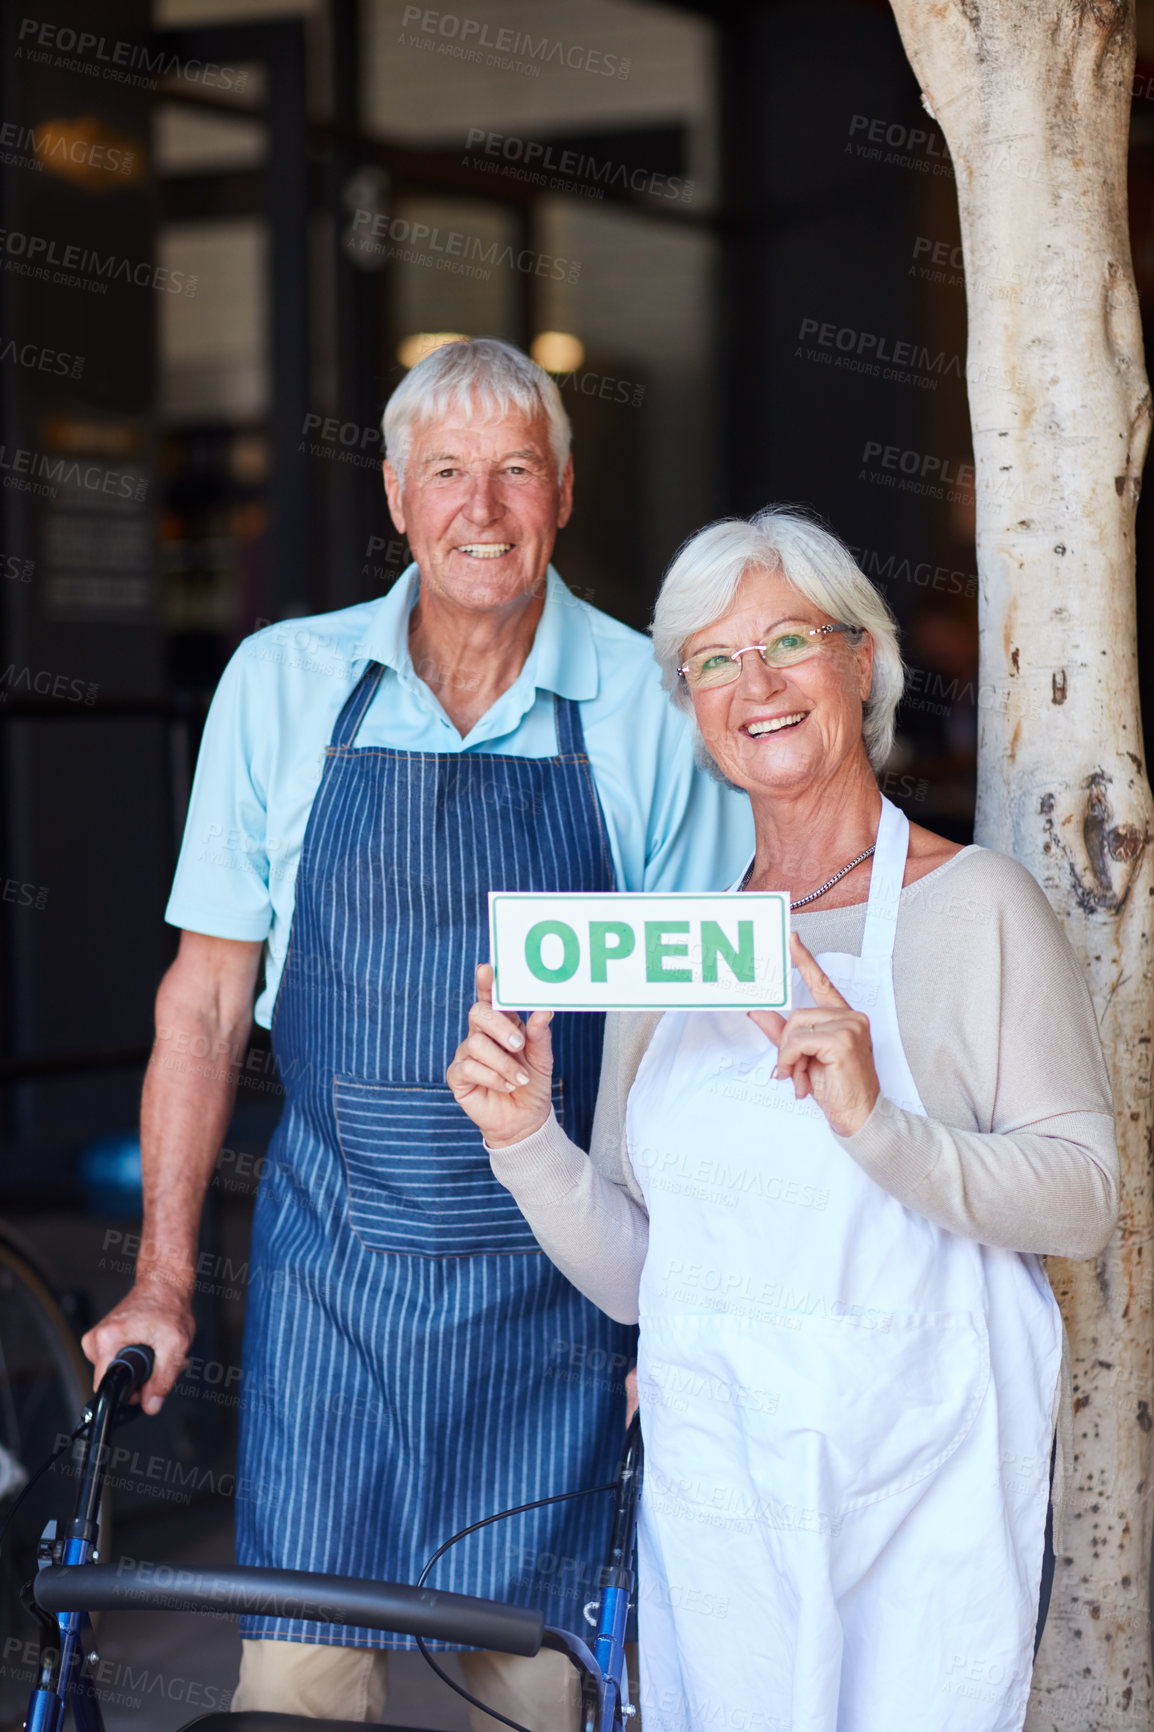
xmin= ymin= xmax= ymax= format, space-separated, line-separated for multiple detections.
xmin=83 ymin=338 xmax=752 ymax=1730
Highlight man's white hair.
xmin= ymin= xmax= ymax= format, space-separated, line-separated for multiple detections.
xmin=382 ymin=337 xmax=572 ymax=486
xmin=650 ymin=506 xmax=905 ymax=773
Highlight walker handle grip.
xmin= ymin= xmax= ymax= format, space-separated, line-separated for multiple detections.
xmin=103 ymin=1344 xmax=155 ymax=1401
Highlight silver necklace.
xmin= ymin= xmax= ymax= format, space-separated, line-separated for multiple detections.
xmin=740 ymin=844 xmax=876 ymax=909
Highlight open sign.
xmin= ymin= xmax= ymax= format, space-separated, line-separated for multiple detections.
xmin=488 ymin=892 xmax=790 ymax=1012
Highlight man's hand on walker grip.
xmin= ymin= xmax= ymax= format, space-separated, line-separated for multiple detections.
xmin=81 ymin=1269 xmax=196 ymax=1415
xmin=448 ymin=962 xmax=555 ymax=1147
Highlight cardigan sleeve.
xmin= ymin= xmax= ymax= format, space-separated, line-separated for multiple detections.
xmin=486 ymin=1011 xmax=657 ymax=1323
xmin=806 ymin=849 xmax=1118 ymax=1259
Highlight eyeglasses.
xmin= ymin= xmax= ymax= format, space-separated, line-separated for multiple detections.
xmin=677 ymin=622 xmax=861 ymax=691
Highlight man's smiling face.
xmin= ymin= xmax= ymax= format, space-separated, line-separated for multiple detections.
xmin=382 ymin=407 xmax=573 ymax=616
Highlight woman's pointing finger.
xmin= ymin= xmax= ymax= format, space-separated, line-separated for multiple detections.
xmin=789 ymin=932 xmax=850 ymax=1009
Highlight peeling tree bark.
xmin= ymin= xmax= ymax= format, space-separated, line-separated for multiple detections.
xmin=887 ymin=2 xmax=1154 ymax=1726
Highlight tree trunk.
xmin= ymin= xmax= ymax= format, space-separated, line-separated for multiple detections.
xmin=887 ymin=2 xmax=1153 ymax=1725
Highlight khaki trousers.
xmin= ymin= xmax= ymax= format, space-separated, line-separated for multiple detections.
xmin=233 ymin=1637 xmax=582 ymax=1731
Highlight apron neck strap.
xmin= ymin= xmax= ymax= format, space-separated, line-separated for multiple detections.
xmin=860 ymin=795 xmax=909 ymax=961
xmin=331 ymin=661 xmax=386 ymax=749
xmin=553 ymin=695 xmax=587 ymax=756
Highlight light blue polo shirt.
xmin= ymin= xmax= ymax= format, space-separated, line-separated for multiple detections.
xmin=166 ymin=564 xmax=755 ymax=1027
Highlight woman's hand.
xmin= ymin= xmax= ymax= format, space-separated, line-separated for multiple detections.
xmin=749 ymin=933 xmax=880 ymax=1137
xmin=447 ymin=963 xmax=555 ymax=1148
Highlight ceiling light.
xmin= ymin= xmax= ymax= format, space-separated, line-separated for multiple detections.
xmin=531 ymin=331 xmax=585 ymax=373
xmin=397 ymin=332 xmax=469 ymax=369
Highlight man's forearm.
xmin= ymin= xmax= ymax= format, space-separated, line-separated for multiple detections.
xmin=138 ymin=985 xmax=252 ymax=1290
xmin=81 ymin=932 xmax=262 ymax=1405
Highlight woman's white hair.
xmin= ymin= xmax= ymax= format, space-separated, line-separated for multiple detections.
xmin=382 ymin=337 xmax=572 ymax=485
xmin=650 ymin=506 xmax=904 ymax=773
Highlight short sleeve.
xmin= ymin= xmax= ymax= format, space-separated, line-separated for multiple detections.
xmin=164 ymin=642 xmax=274 ymax=941
xmin=641 ymin=704 xmax=753 ymax=893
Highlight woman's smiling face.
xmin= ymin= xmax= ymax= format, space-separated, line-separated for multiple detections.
xmin=683 ymin=565 xmax=874 ymax=799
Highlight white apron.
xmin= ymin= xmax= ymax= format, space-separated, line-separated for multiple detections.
xmin=627 ymin=797 xmax=1062 ymax=1732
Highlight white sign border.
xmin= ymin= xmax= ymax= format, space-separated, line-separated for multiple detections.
xmin=488 ymin=890 xmax=791 ymax=1013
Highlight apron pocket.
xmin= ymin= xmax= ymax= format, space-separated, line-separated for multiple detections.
xmin=640 ymin=1309 xmax=990 ymax=1528
xmin=807 ymin=1310 xmax=991 ymax=1515
xmin=334 ymin=1076 xmax=564 ymax=1256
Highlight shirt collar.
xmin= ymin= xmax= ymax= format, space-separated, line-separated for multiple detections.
xmin=355 ymin=563 xmax=421 ymax=673
xmin=355 ymin=563 xmax=599 ymax=703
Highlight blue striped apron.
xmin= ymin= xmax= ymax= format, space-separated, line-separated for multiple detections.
xmin=235 ymin=661 xmax=635 ymax=1647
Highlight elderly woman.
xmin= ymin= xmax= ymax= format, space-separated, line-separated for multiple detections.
xmin=447 ymin=508 xmax=1118 ymax=1732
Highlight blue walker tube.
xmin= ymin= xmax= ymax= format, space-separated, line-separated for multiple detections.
xmin=592 ymin=1416 xmax=642 ymax=1721
xmin=23 ymin=1346 xmax=155 ymax=1732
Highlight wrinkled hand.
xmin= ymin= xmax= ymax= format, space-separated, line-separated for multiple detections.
xmin=447 ymin=963 xmax=555 ymax=1149
xmin=81 ymin=1271 xmax=196 ymax=1416
xmin=749 ymin=933 xmax=880 ymax=1137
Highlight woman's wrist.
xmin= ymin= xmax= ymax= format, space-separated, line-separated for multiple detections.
xmin=486 ymin=1109 xmax=589 ymax=1210
xmin=825 ymin=1080 xmax=880 ymax=1138
xmin=484 ymin=1106 xmax=554 ymax=1151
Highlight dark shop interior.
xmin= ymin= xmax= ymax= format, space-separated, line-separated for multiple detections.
xmin=3 ymin=1 xmax=1154 ymax=1724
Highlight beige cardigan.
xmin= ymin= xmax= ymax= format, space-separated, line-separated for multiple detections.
xmin=488 ymin=847 xmax=1119 ymax=1542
